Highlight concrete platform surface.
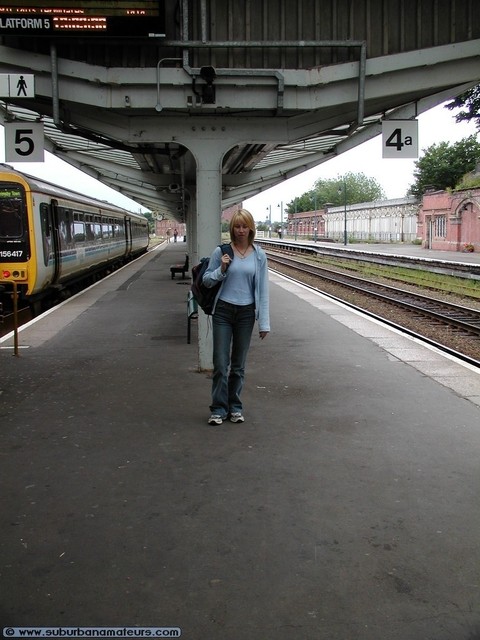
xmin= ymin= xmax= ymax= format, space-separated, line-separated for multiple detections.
xmin=1 ymin=243 xmax=480 ymax=640
xmin=288 ymin=238 xmax=480 ymax=265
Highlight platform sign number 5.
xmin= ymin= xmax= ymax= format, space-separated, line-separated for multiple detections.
xmin=382 ymin=120 xmax=418 ymax=159
xmin=4 ymin=121 xmax=44 ymax=162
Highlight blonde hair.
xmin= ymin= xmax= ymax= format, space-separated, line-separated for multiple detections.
xmin=229 ymin=208 xmax=256 ymax=245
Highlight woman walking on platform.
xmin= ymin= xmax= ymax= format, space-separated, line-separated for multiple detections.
xmin=202 ymin=209 xmax=270 ymax=425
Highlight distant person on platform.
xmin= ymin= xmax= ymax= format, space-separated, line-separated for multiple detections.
xmin=166 ymin=228 xmax=172 ymax=243
xmin=174 ymin=228 xmax=178 ymax=242
xmin=202 ymin=209 xmax=270 ymax=426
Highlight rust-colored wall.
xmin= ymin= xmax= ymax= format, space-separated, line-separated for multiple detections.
xmin=418 ymin=189 xmax=480 ymax=252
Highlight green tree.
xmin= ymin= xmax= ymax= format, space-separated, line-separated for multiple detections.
xmin=142 ymin=211 xmax=155 ymax=233
xmin=408 ymin=135 xmax=480 ymax=198
xmin=286 ymin=172 xmax=385 ymax=213
xmin=287 ymin=190 xmax=316 ymax=213
xmin=445 ymin=85 xmax=480 ymax=131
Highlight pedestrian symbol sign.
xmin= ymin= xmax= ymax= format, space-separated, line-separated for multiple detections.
xmin=0 ymin=73 xmax=35 ymax=98
xmin=16 ymin=75 xmax=29 ymax=96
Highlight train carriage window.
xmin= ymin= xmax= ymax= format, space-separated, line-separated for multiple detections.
xmin=39 ymin=203 xmax=50 ymax=238
xmin=102 ymin=223 xmax=113 ymax=239
xmin=39 ymin=202 xmax=51 ymax=266
xmin=116 ymin=222 xmax=125 ymax=238
xmin=85 ymin=223 xmax=95 ymax=241
xmin=133 ymin=222 xmax=144 ymax=237
xmin=73 ymin=221 xmax=85 ymax=243
xmin=94 ymin=216 xmax=102 ymax=239
xmin=73 ymin=211 xmax=86 ymax=242
xmin=61 ymin=209 xmax=73 ymax=246
xmin=0 ymin=187 xmax=25 ymax=238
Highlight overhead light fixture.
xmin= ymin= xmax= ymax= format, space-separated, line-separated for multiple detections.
xmin=199 ymin=66 xmax=216 ymax=104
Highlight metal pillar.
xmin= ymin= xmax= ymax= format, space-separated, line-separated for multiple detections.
xmin=169 ymin=116 xmax=290 ymax=370
xmin=188 ymin=139 xmax=229 ymax=370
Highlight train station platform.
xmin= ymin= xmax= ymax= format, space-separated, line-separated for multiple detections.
xmin=1 ymin=242 xmax=480 ymax=640
xmin=290 ymin=238 xmax=480 ymax=265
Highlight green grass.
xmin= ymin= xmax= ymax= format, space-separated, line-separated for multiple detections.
xmin=314 ymin=256 xmax=480 ymax=300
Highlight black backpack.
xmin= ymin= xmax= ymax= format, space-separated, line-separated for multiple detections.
xmin=191 ymin=243 xmax=234 ymax=314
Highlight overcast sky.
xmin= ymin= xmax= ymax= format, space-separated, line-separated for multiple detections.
xmin=0 ymin=130 xmax=144 ymax=213
xmin=244 ymin=102 xmax=479 ymax=222
xmin=0 ymin=101 xmax=478 ymax=220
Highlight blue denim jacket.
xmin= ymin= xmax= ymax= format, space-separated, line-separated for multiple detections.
xmin=202 ymin=243 xmax=270 ymax=332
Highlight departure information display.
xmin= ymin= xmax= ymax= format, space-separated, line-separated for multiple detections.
xmin=0 ymin=1 xmax=165 ymax=36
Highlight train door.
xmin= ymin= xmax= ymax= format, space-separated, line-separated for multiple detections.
xmin=125 ymin=217 xmax=133 ymax=255
xmin=49 ymin=199 xmax=62 ymax=283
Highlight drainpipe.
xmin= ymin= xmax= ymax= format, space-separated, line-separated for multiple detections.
xmin=169 ymin=43 xmax=364 ymax=121
xmin=50 ymin=43 xmax=60 ymax=127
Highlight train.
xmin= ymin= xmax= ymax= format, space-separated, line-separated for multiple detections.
xmin=0 ymin=165 xmax=149 ymax=315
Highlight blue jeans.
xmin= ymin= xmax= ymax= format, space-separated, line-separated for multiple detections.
xmin=211 ymin=300 xmax=255 ymax=417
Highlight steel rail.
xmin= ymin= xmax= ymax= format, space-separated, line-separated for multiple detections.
xmin=267 ymin=253 xmax=480 ymax=364
xmin=271 ymin=265 xmax=480 ymax=369
xmin=259 ymin=240 xmax=480 ymax=280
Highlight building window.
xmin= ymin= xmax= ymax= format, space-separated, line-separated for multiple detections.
xmin=434 ymin=215 xmax=446 ymax=237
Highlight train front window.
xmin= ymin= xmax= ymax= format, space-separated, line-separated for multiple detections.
xmin=0 ymin=183 xmax=30 ymax=263
xmin=0 ymin=185 xmax=26 ymax=239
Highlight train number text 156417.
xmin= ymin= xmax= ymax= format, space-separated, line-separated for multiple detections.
xmin=0 ymin=250 xmax=24 ymax=258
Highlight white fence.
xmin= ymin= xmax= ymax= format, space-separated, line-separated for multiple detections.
xmin=324 ymin=197 xmax=419 ymax=243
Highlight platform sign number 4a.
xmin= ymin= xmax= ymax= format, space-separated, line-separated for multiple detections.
xmin=4 ymin=121 xmax=44 ymax=162
xmin=382 ymin=120 xmax=418 ymax=159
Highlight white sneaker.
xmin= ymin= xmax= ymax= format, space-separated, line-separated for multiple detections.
xmin=208 ymin=414 xmax=223 ymax=425
xmin=230 ymin=412 xmax=245 ymax=423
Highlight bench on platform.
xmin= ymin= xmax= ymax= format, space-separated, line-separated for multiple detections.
xmin=170 ymin=254 xmax=189 ymax=279
xmin=187 ymin=291 xmax=198 ymax=344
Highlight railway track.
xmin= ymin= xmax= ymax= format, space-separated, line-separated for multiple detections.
xmin=0 ymin=243 xmax=163 ymax=341
xmin=259 ymin=239 xmax=480 ymax=280
xmin=267 ymin=251 xmax=480 ymax=367
xmin=0 ymin=307 xmax=32 ymax=339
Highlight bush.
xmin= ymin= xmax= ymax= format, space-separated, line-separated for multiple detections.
xmin=454 ymin=174 xmax=480 ymax=191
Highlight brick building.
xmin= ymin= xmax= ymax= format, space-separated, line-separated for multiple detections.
xmin=154 ymin=204 xmax=241 ymax=240
xmin=155 ymin=219 xmax=186 ymax=241
xmin=222 ymin=203 xmax=243 ymax=223
xmin=418 ymin=188 xmax=480 ymax=252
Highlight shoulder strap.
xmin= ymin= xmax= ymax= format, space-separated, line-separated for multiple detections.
xmin=219 ymin=242 xmax=234 ymax=259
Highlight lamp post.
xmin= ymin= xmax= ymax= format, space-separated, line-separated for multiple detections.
xmin=277 ymin=201 xmax=284 ymax=238
xmin=314 ymin=192 xmax=317 ymax=242
xmin=294 ymin=198 xmax=298 ymax=241
xmin=323 ymin=202 xmax=334 ymax=241
xmin=339 ymin=179 xmax=348 ymax=245
xmin=266 ymin=205 xmax=271 ymax=238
